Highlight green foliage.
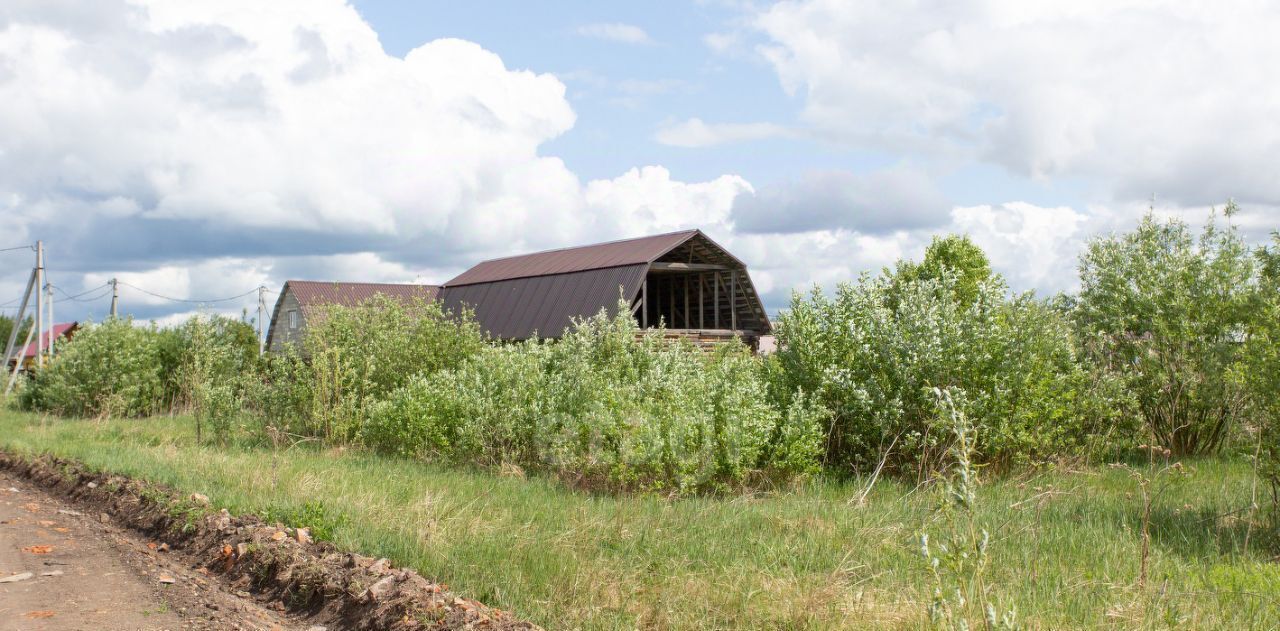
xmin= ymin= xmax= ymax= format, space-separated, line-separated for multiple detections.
xmin=364 ymin=304 xmax=825 ymax=494
xmin=21 ymin=317 xmax=166 ymax=417
xmin=896 ymin=235 xmax=994 ymax=307
xmin=157 ymin=316 xmax=259 ymax=410
xmin=1076 ymin=207 xmax=1256 ymax=455
xmin=259 ymin=296 xmax=485 ymax=442
xmin=180 ymin=315 xmax=260 ymax=444
xmin=1239 ymin=234 xmax=1280 ymax=510
xmin=771 ymin=256 xmax=1122 ymax=474
xmin=0 ymin=315 xmax=33 ymax=358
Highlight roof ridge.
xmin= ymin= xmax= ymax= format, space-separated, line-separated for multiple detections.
xmin=286 ymin=280 xmax=439 ymax=287
xmin=468 ymin=229 xmax=700 ymax=266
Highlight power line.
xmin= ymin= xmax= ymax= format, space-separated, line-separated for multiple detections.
xmin=117 ymin=281 xmax=260 ymax=304
xmin=54 ymin=286 xmax=112 ymax=304
xmin=50 ymin=282 xmax=111 ymax=303
xmin=0 ymin=245 xmax=34 ymax=254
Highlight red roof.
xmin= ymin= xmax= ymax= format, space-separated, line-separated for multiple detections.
xmin=445 ymin=230 xmax=704 ymax=287
xmin=20 ymin=322 xmax=78 ymax=359
xmin=287 ymin=281 xmax=439 ymax=311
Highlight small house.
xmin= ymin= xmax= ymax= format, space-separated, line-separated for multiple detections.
xmin=6 ymin=321 xmax=78 ymax=371
xmin=265 ymin=281 xmax=439 ymax=352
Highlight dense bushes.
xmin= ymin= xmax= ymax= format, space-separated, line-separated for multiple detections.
xmin=1241 ymin=234 xmax=1280 ymax=508
xmin=181 ymin=316 xmax=262 ymax=443
xmin=9 ymin=208 xmax=1279 ymax=498
xmin=364 ymin=306 xmax=825 ymax=493
xmin=770 ymin=263 xmax=1123 ymax=474
xmin=20 ymin=318 xmax=167 ymax=417
xmin=19 ymin=316 xmax=258 ymax=419
xmin=255 ymin=296 xmax=484 ymax=442
xmin=1076 ymin=208 xmax=1256 ymax=455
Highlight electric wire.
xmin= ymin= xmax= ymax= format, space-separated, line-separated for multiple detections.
xmin=50 ymin=282 xmax=111 ymax=303
xmin=117 ymin=281 xmax=260 ymax=304
xmin=0 ymin=245 xmax=34 ymax=254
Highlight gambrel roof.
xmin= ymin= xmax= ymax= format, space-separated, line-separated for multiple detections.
xmin=439 ymin=230 xmax=768 ymax=340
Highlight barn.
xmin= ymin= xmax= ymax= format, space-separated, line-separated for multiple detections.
xmin=264 ymin=281 xmax=439 ymax=352
xmin=437 ymin=229 xmax=771 ymax=348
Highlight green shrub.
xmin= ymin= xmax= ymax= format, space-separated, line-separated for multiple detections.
xmin=260 ymin=295 xmax=484 ymax=442
xmin=159 ymin=315 xmax=259 ymax=410
xmin=770 ymin=252 xmax=1123 ymax=474
xmin=180 ymin=315 xmax=260 ymax=444
xmin=364 ymin=305 xmax=825 ymax=494
xmin=1076 ymin=207 xmax=1256 ymax=455
xmin=21 ymin=317 xmax=166 ymax=417
xmin=1240 ymin=233 xmax=1280 ymax=511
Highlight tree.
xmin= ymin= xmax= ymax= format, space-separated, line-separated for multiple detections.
xmin=1075 ymin=206 xmax=1255 ymax=455
xmin=894 ymin=235 xmax=993 ymax=307
xmin=772 ymin=241 xmax=1116 ymax=474
xmin=1239 ymin=233 xmax=1280 ymax=508
xmin=0 ymin=315 xmax=34 ymax=362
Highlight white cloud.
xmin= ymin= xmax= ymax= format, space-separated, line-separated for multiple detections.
xmin=84 ymin=258 xmax=271 ymax=307
xmin=576 ymin=23 xmax=653 ymax=45
xmin=732 ymin=166 xmax=950 ymax=234
xmin=655 ymin=118 xmax=790 ymax=147
xmin=749 ymin=0 xmax=1280 ymax=207
xmin=584 ymin=166 xmax=752 ymax=236
xmin=0 ymin=0 xmax=758 ymax=321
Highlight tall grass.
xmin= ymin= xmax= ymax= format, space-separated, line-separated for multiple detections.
xmin=1 ymin=410 xmax=1275 ymax=630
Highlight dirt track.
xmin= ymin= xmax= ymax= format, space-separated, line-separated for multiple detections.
xmin=0 ymin=471 xmax=297 ymax=630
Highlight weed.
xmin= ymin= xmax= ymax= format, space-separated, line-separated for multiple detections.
xmin=919 ymin=388 xmax=1016 ymax=630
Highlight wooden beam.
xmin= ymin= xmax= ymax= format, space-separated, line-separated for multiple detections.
xmin=649 ymin=262 xmax=730 ymax=272
xmin=713 ymin=272 xmax=720 ymax=330
xmin=683 ymin=275 xmax=689 ymax=329
xmin=641 ymin=278 xmax=648 ymax=328
xmin=670 ymin=275 xmax=680 ymax=327
xmin=699 ymin=273 xmax=704 ymax=329
xmin=730 ymin=270 xmax=737 ymax=332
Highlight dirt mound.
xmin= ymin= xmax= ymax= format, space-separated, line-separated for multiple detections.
xmin=0 ymin=451 xmax=539 ymax=631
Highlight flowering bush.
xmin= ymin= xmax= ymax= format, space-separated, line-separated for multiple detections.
xmin=363 ymin=305 xmax=826 ymax=494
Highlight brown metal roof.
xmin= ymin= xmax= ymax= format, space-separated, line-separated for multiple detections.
xmin=444 ymin=230 xmax=701 ymax=287
xmin=288 ymin=281 xmax=438 ymax=311
xmin=439 ymin=265 xmax=647 ymax=340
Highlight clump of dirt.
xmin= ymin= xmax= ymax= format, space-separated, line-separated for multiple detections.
xmin=0 ymin=451 xmax=540 ymax=630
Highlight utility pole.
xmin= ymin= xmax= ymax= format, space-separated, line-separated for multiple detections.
xmin=257 ymin=286 xmax=267 ymax=355
xmin=109 ymin=277 xmax=119 ymax=318
xmin=1 ymin=267 xmax=35 ymax=377
xmin=5 ymin=317 xmax=35 ymax=396
xmin=34 ymin=241 xmax=43 ymax=369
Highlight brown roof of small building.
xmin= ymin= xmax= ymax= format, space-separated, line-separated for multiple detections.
xmin=444 ymin=230 xmax=711 ymax=287
xmin=288 ymin=281 xmax=439 ymax=311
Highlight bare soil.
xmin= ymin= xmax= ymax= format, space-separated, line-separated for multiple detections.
xmin=0 ymin=452 xmax=538 ymax=631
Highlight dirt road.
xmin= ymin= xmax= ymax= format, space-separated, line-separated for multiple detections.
xmin=0 ymin=471 xmax=299 ymax=631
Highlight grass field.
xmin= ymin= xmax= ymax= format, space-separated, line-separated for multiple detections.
xmin=0 ymin=409 xmax=1275 ymax=629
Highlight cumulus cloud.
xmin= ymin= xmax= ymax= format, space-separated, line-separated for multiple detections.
xmin=576 ymin=23 xmax=653 ymax=45
xmin=749 ymin=0 xmax=1280 ymax=207
xmin=731 ymin=167 xmax=950 ymax=234
xmin=654 ymin=118 xmax=790 ymax=147
xmin=0 ymin=0 xmax=752 ymax=321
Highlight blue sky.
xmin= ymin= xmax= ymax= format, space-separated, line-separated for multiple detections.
xmin=1 ymin=0 xmax=1276 ymax=326
xmin=351 ymin=0 xmax=1091 ymax=207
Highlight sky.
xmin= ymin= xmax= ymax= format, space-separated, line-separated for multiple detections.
xmin=1 ymin=0 xmax=1277 ymax=327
